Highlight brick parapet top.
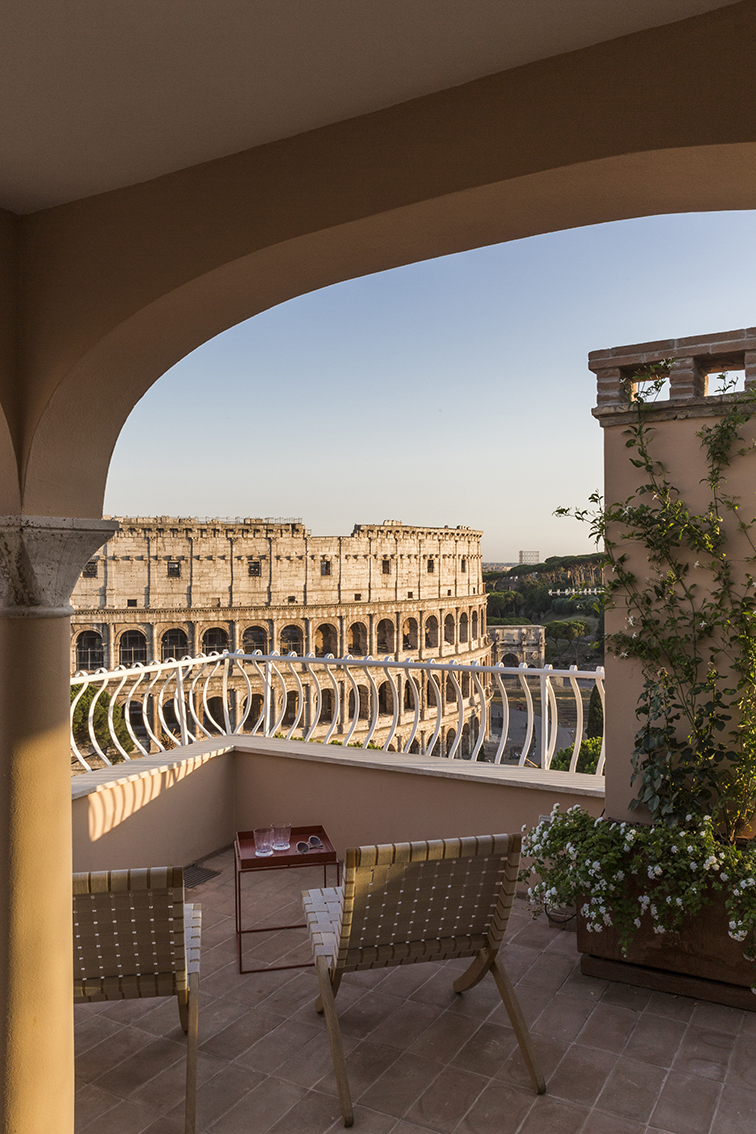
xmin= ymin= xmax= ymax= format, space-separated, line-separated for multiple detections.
xmin=589 ymin=327 xmax=756 ymax=373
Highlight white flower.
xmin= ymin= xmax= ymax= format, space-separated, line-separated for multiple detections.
xmin=721 ymin=872 xmax=729 ymax=882
xmin=634 ymin=917 xmax=641 ymax=928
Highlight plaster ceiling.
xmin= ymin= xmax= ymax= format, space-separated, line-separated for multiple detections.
xmin=0 ymin=0 xmax=738 ymax=214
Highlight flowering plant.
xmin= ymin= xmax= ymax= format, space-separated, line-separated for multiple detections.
xmin=558 ymin=369 xmax=756 ymax=841
xmin=522 ymin=804 xmax=756 ymax=973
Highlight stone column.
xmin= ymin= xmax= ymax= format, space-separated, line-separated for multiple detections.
xmin=0 ymin=515 xmax=117 ymax=1134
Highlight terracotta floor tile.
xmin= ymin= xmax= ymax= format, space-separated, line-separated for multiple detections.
xmin=200 ymin=1006 xmax=287 ymax=1061
xmin=407 ymin=1008 xmax=480 ymax=1063
xmin=596 ymin=1055 xmax=666 ymax=1123
xmin=559 ymin=968 xmax=609 ymax=1003
xmin=726 ymin=1033 xmax=756 ymax=1093
xmin=497 ymin=943 xmax=541 ymax=984
xmin=368 ymin=1118 xmax=428 ymax=1134
xmin=273 ymin=1026 xmax=358 ymax=1089
xmin=234 ymin=1016 xmax=324 ymax=1075
xmin=488 ymin=981 xmax=553 ymax=1028
xmin=690 ymin=1002 xmax=745 ymax=1037
xmin=258 ymin=971 xmax=326 ymax=1018
xmin=623 ymin=1013 xmax=687 ymax=1068
xmin=195 ymin=993 xmax=252 ymax=1045
xmin=601 ymin=983 xmax=652 ymax=1012
xmin=338 ymin=990 xmax=409 ymax=1040
xmin=532 ymin=989 xmax=596 ymax=1042
xmin=322 ymin=1104 xmax=397 ymax=1133
xmin=673 ymin=1027 xmax=736 ymax=1083
xmin=546 ymin=1043 xmax=618 ymax=1107
xmin=195 ymin=1062 xmax=266 ymax=1128
xmin=207 ymin=1075 xmax=305 ymax=1134
xmin=78 ymin=1096 xmax=160 ymax=1134
xmin=644 ymin=991 xmax=698 ymax=1023
xmin=378 ymin=964 xmax=437 ymax=999
xmin=315 ymin=1039 xmax=400 ymax=1100
xmin=711 ymin=1082 xmax=756 ymax=1134
xmin=370 ymin=999 xmax=446 ymax=1051
xmin=404 ymin=1066 xmax=489 ymax=1134
xmin=453 ymin=1080 xmax=535 ymax=1134
xmin=649 ymin=1069 xmax=722 ymax=1134
xmin=544 ymin=927 xmax=581 ymax=956
xmin=141 ymin=1115 xmax=185 ymax=1134
xmin=494 ymin=1033 xmax=570 ymax=1092
xmin=449 ymin=1021 xmax=519 ymax=1078
xmin=517 ymin=953 xmax=579 ymax=995
xmin=80 ymin=1027 xmax=177 ymax=1087
xmin=266 ymin=1088 xmax=344 ymax=1134
xmin=508 ymin=916 xmax=561 ymax=951
xmin=515 ymin=1093 xmax=589 ymax=1134
xmin=359 ymin=1053 xmax=447 ymax=1119
xmin=75 ymin=1082 xmax=122 ymax=1130
xmin=580 ymin=1111 xmax=646 ymax=1134
xmin=74 ymin=1012 xmax=124 ymax=1055
xmin=577 ymin=1002 xmax=640 ymax=1053
xmin=131 ymin=1050 xmax=225 ymax=1114
xmin=409 ymin=967 xmax=501 ymax=1020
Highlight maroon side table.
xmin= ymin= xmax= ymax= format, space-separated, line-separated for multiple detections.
xmin=234 ymin=824 xmax=341 ymax=974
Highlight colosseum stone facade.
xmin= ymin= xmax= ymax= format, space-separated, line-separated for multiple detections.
xmin=71 ymin=518 xmax=491 ymax=756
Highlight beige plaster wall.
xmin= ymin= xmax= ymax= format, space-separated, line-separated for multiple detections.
xmin=71 ymin=738 xmax=604 ymax=871
xmin=601 ymin=399 xmax=756 ymax=820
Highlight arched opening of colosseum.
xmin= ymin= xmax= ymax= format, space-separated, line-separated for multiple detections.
xmin=424 ymin=617 xmax=438 ymax=650
xmin=242 ymin=625 xmax=267 ymax=654
xmin=320 ymin=687 xmax=334 ymax=723
xmin=378 ymin=681 xmax=394 ymax=716
xmin=76 ymin=630 xmax=104 ymax=671
xmin=445 ymin=728 xmax=456 ymax=756
xmin=348 ymin=686 xmax=370 ymax=720
xmin=347 ymin=622 xmax=367 ymax=656
xmin=404 ymin=681 xmax=417 ymax=712
xmin=161 ymin=628 xmax=188 ymax=661
xmin=280 ymin=625 xmax=303 ymax=655
xmin=315 ymin=623 xmax=338 ymax=657
xmin=376 ymin=620 xmax=394 ymax=654
xmin=202 ymin=626 xmax=229 ymax=654
xmin=462 ymin=722 xmax=471 ymax=757
xmin=459 ymin=613 xmax=469 ymax=644
xmin=472 ymin=611 xmax=478 ymax=642
xmin=409 ymin=738 xmax=420 ymax=754
xmin=204 ymin=695 xmax=224 ymax=730
xmin=119 ymin=629 xmax=148 ymax=666
xmin=445 ymin=675 xmax=457 ymax=702
xmin=283 ymin=690 xmax=299 ymax=726
xmin=444 ymin=614 xmax=455 ymax=645
xmin=461 ymin=673 xmax=470 ymax=698
xmin=402 ymin=618 xmax=418 ymax=651
xmin=243 ymin=693 xmax=264 ymax=728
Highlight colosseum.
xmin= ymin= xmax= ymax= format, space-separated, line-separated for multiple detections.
xmin=71 ymin=518 xmax=490 ymax=756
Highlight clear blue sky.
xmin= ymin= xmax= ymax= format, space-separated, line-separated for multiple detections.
xmin=105 ymin=210 xmax=756 ymax=562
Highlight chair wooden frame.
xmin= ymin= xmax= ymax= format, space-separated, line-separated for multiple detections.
xmin=303 ymin=833 xmax=546 ymax=1127
xmin=73 ymin=866 xmax=201 ymax=1134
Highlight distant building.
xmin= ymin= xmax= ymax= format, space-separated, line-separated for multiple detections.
xmin=519 ymin=550 xmax=540 ymax=566
xmin=71 ymin=517 xmax=488 ymax=672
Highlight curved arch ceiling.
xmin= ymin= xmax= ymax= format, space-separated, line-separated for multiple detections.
xmin=0 ymin=0 xmax=737 ymax=212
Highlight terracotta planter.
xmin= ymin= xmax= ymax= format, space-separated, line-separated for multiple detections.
xmin=577 ymin=888 xmax=756 ymax=1009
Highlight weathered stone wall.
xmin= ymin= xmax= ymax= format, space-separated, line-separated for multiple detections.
xmin=70 ymin=518 xmax=488 ymax=671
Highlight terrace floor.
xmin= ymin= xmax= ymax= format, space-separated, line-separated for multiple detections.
xmin=74 ymin=848 xmax=756 ymax=1134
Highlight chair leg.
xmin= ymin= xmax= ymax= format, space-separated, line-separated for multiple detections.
xmin=315 ymin=967 xmax=342 ymax=1014
xmin=491 ymin=956 xmax=546 ymax=1095
xmin=178 ymin=989 xmax=189 ymax=1034
xmin=185 ymin=972 xmax=200 ymax=1134
xmin=453 ymin=948 xmax=494 ymax=993
xmin=315 ymin=956 xmax=353 ymax=1127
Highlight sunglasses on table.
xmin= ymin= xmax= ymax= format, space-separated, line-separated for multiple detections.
xmin=296 ymin=836 xmax=323 ymax=854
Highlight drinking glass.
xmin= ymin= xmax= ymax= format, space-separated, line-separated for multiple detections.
xmin=271 ymin=824 xmax=291 ymax=850
xmin=253 ymin=827 xmax=274 ymax=857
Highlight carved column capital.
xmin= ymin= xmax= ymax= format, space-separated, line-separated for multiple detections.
xmin=0 ymin=516 xmax=118 ymax=617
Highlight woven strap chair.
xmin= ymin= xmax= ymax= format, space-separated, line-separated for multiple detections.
xmin=303 ymin=832 xmax=545 ymax=1127
xmin=73 ymin=866 xmax=201 ymax=1134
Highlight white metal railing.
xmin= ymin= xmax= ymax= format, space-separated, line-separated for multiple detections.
xmin=70 ymin=652 xmax=605 ymax=776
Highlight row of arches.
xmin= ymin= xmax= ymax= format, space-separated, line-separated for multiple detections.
xmin=75 ymin=609 xmax=484 ymax=670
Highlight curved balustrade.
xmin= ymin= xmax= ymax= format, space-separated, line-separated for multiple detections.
xmin=70 ymin=651 xmax=605 ymax=776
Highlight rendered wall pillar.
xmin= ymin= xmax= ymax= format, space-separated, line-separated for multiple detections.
xmin=0 ymin=515 xmax=116 ymax=1134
